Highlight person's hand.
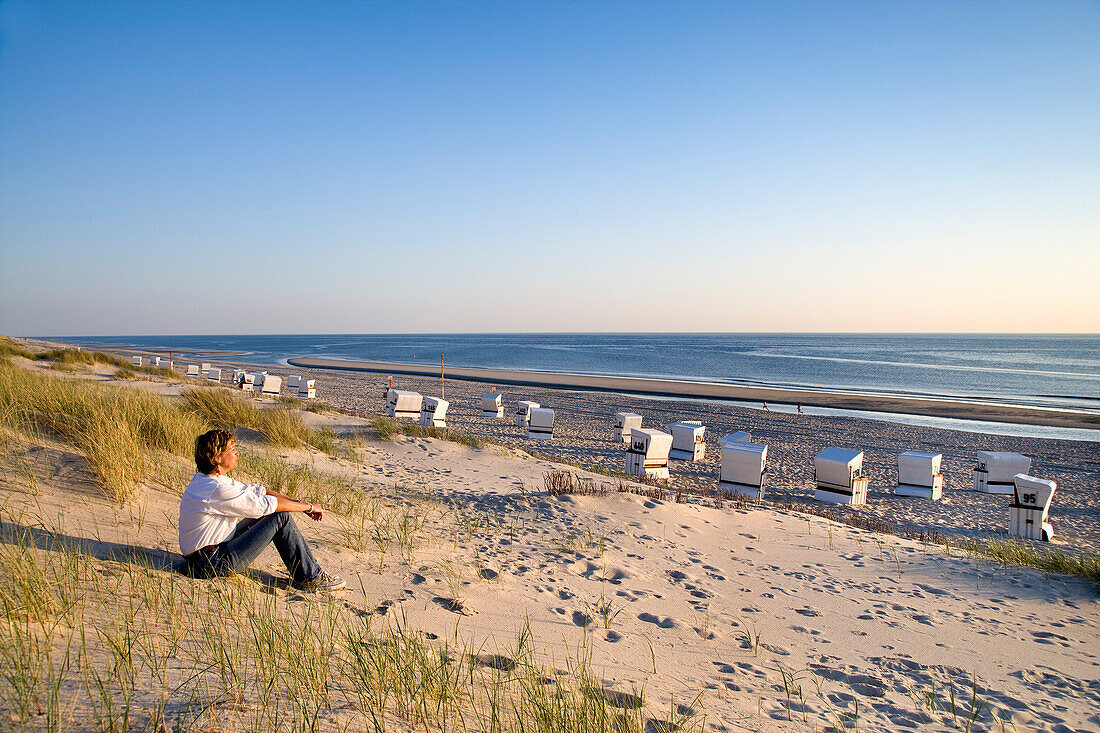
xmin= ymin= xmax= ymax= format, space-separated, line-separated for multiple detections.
xmin=304 ymin=503 xmax=324 ymax=521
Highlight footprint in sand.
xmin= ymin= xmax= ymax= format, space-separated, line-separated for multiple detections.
xmin=432 ymin=596 xmax=468 ymax=615
xmin=471 ymin=654 xmax=516 ymax=671
xmin=638 ymin=612 xmax=680 ymax=629
xmin=600 ymin=689 xmax=643 ymax=709
xmin=572 ymin=610 xmax=592 ymax=627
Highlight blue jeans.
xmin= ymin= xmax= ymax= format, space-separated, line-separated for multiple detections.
xmin=186 ymin=512 xmax=321 ymax=585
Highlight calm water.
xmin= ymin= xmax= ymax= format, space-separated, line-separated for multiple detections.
xmin=62 ymin=333 xmax=1100 ymax=413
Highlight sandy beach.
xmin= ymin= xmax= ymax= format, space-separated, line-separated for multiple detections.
xmin=204 ymin=351 xmax=1100 ymax=556
xmin=3 ymin=343 xmax=1099 ymax=732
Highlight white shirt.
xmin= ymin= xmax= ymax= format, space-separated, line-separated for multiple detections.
xmin=178 ymin=472 xmax=277 ymax=556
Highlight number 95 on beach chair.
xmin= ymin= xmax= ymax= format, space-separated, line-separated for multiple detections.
xmin=1010 ymin=474 xmax=1055 ymax=541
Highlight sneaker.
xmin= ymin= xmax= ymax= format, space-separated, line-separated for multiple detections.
xmin=292 ymin=572 xmax=346 ymax=592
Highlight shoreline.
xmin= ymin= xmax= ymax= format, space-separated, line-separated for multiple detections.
xmin=288 ymin=356 xmax=1100 ymax=431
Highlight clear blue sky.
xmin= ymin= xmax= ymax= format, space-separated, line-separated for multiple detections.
xmin=1 ymin=0 xmax=1097 ymax=336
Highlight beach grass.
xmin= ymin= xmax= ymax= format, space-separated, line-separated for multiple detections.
xmin=957 ymin=537 xmax=1100 ymax=582
xmin=0 ymin=359 xmax=204 ymax=501
xmin=181 ymin=386 xmax=337 ymax=454
xmin=0 ymin=361 xmax=340 ymax=502
xmin=0 ymin=509 xmax=698 ymax=733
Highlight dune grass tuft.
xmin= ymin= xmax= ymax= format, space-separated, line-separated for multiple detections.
xmin=0 ymin=361 xmax=204 ymax=501
xmin=181 ymin=386 xmax=336 ymax=453
xmin=958 ymin=538 xmax=1100 ymax=582
xmin=0 ymin=363 xmax=339 ymax=502
xmin=0 ymin=338 xmax=36 ymax=360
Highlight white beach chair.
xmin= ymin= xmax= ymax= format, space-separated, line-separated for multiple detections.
xmin=151 ymin=357 xmax=161 ymax=367
xmin=668 ymin=421 xmax=706 ymax=461
xmin=481 ymin=392 xmax=504 ymax=418
xmin=514 ymin=401 xmax=540 ymax=428
xmin=1009 ymin=474 xmax=1056 ymax=541
xmin=813 ymin=447 xmax=869 ymax=505
xmin=720 ymin=431 xmax=752 ymax=446
xmin=420 ymin=397 xmax=449 ymax=428
xmin=972 ymin=451 xmax=1031 ymax=494
xmin=298 ymin=379 xmax=315 ymax=399
xmin=207 ymin=367 xmax=221 ymax=383
xmin=132 ymin=357 xmax=143 ymax=367
xmin=527 ymin=408 xmax=555 ymax=440
xmin=626 ymin=428 xmax=673 ymax=480
xmin=200 ymin=363 xmax=210 ymax=374
xmin=896 ymin=451 xmax=943 ymax=499
xmin=260 ymin=375 xmax=282 ymax=396
xmin=613 ymin=412 xmax=643 ymax=444
xmin=186 ymin=365 xmax=200 ymax=377
xmin=719 ymin=441 xmax=768 ymax=500
xmin=386 ymin=389 xmax=423 ymax=420
xmin=287 ymin=375 xmax=300 ymax=390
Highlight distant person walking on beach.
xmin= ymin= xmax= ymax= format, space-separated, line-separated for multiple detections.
xmin=762 ymin=401 xmax=769 ymax=411
xmin=797 ymin=402 xmax=803 ymax=415
xmin=178 ymin=429 xmax=345 ymax=591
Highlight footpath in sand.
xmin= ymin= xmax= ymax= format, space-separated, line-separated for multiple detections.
xmin=2 ymin=355 xmax=1098 ymax=732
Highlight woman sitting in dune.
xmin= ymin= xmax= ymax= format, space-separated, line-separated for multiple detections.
xmin=178 ymin=429 xmax=345 ymax=592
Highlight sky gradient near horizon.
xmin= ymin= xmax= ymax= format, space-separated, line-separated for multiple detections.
xmin=1 ymin=0 xmax=1098 ymax=336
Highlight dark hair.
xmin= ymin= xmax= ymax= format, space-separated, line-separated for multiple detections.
xmin=195 ymin=429 xmax=235 ymax=474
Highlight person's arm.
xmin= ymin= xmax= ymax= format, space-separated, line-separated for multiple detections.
xmin=267 ymin=490 xmax=324 ymax=521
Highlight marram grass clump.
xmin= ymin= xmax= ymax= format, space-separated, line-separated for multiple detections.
xmin=0 ymin=361 xmax=337 ymax=502
xmin=0 ymin=360 xmax=204 ymax=501
xmin=181 ymin=386 xmax=335 ymax=453
xmin=958 ymin=537 xmax=1100 ymax=582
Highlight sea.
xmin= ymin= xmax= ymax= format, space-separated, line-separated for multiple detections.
xmin=61 ymin=333 xmax=1100 ymax=440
